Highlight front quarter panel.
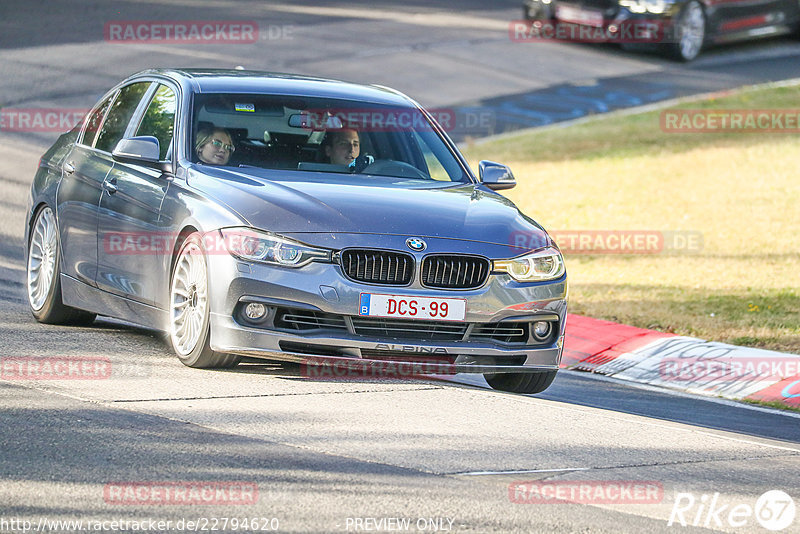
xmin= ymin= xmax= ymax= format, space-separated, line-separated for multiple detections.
xmin=152 ymin=167 xmax=251 ymax=311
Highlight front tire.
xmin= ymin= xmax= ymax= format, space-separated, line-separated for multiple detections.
xmin=26 ymin=206 xmax=96 ymax=325
xmin=484 ymin=370 xmax=557 ymax=394
xmin=669 ymin=0 xmax=706 ymax=61
xmin=169 ymin=233 xmax=240 ymax=369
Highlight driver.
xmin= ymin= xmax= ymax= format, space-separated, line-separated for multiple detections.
xmin=323 ymin=128 xmax=360 ymax=166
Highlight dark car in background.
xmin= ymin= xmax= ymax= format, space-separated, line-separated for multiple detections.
xmin=25 ymin=69 xmax=568 ymax=394
xmin=523 ymin=0 xmax=800 ymax=60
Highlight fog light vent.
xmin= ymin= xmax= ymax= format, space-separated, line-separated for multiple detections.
xmin=245 ymin=302 xmax=268 ymax=320
xmin=532 ymin=321 xmax=553 ymax=341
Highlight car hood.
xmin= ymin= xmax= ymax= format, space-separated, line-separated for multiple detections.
xmin=188 ymin=166 xmax=550 ymax=252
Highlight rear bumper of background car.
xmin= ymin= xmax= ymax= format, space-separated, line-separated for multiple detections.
xmin=523 ymin=0 xmax=678 ymax=44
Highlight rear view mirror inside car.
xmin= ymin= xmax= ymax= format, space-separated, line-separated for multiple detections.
xmin=288 ymin=113 xmax=343 ymax=130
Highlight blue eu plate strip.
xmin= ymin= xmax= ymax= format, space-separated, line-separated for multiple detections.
xmin=359 ymin=293 xmax=371 ymax=316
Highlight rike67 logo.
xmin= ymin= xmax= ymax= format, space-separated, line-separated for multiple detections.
xmin=669 ymin=490 xmax=796 ymax=531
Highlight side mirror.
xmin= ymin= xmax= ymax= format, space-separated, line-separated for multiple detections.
xmin=112 ymin=136 xmax=168 ymax=170
xmin=478 ymin=160 xmax=516 ymax=191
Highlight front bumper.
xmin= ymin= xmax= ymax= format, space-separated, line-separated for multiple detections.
xmin=206 ymin=239 xmax=567 ymax=375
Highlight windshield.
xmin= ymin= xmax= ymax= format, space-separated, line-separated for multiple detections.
xmin=191 ymin=93 xmax=470 ymax=182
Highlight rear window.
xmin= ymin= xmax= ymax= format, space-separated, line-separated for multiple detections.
xmin=80 ymin=94 xmax=114 ymax=147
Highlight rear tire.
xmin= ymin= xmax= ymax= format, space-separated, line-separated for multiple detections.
xmin=484 ymin=370 xmax=557 ymax=394
xmin=169 ymin=233 xmax=241 ymax=369
xmin=26 ymin=206 xmax=96 ymax=325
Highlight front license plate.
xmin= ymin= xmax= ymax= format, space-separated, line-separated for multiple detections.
xmin=556 ymin=4 xmax=604 ymax=27
xmin=359 ymin=293 xmax=466 ymax=322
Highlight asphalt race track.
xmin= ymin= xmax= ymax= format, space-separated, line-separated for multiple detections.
xmin=1 ymin=1 xmax=799 ymax=532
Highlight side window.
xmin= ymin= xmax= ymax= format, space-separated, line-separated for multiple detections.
xmin=94 ymin=82 xmax=150 ymax=154
xmin=410 ymin=131 xmax=461 ymax=182
xmin=135 ymin=84 xmax=177 ymax=160
xmin=80 ymin=95 xmax=114 ymax=147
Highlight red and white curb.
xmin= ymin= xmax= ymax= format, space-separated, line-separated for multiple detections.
xmin=562 ymin=314 xmax=800 ymax=409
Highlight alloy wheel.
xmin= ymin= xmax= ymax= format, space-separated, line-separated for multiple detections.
xmin=170 ymin=241 xmax=208 ymax=355
xmin=27 ymin=207 xmax=58 ymax=311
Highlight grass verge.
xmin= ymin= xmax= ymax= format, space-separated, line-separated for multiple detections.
xmin=463 ymin=84 xmax=800 ymax=354
xmin=741 ymin=398 xmax=800 ymax=414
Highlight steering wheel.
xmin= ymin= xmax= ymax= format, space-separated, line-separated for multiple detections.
xmin=361 ymin=159 xmax=429 ymax=180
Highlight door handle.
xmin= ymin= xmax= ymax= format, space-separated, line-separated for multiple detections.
xmin=63 ymin=161 xmax=75 ymax=175
xmin=103 ymin=178 xmax=118 ymax=195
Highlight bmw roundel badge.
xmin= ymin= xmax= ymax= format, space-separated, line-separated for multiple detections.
xmin=406 ymin=238 xmax=427 ymax=251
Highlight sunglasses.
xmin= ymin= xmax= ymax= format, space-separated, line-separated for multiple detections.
xmin=209 ymin=139 xmax=235 ymax=153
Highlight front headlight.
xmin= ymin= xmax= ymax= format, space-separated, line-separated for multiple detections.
xmin=219 ymin=227 xmax=330 ymax=267
xmin=493 ymin=246 xmax=565 ymax=282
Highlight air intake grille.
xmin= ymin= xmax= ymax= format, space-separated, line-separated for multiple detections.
xmin=274 ymin=310 xmax=347 ymax=332
xmin=470 ymin=323 xmax=528 ymax=344
xmin=350 ymin=317 xmax=467 ymax=341
xmin=271 ymin=308 xmax=541 ymax=345
xmin=340 ymin=249 xmax=414 ymax=285
xmin=421 ymin=255 xmax=490 ymax=289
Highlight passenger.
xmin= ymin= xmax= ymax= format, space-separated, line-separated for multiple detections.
xmin=322 ymin=128 xmax=360 ymax=166
xmin=195 ymin=127 xmax=235 ymax=165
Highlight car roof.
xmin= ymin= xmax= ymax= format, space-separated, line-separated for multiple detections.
xmin=131 ymin=68 xmax=418 ymax=107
